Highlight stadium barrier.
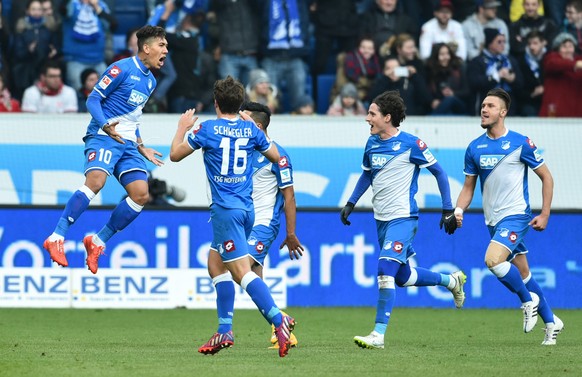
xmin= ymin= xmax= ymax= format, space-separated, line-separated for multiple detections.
xmin=1 ymin=207 xmax=580 ymax=309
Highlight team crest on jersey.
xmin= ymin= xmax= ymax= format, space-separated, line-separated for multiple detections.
xmin=526 ymin=138 xmax=536 ymax=149
xmin=508 ymin=231 xmax=518 ymax=243
xmin=499 ymin=228 xmax=510 ymax=238
xmin=88 ymin=151 xmax=96 ymax=162
xmin=109 ymin=66 xmax=121 ymax=78
xmin=223 ymin=240 xmax=236 ymax=252
xmin=98 ymin=76 xmax=111 ymax=90
xmin=392 ymin=241 xmax=404 ymax=253
xmin=383 ymin=241 xmax=392 ymax=250
xmin=248 ymin=236 xmax=257 ymax=246
xmin=392 ymin=141 xmax=401 ymax=151
xmin=278 ymin=156 xmax=289 ymax=168
xmin=416 ymin=139 xmax=427 ymax=150
xmin=501 ymin=141 xmax=511 ymax=150
xmin=256 ymin=242 xmax=265 ymax=254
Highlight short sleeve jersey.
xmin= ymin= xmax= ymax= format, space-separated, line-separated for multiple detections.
xmin=187 ymin=117 xmax=272 ymax=210
xmin=86 ymin=56 xmax=157 ymax=142
xmin=464 ymin=129 xmax=544 ymax=226
xmin=252 ymin=141 xmax=294 ymax=228
xmin=362 ymin=130 xmax=437 ymax=221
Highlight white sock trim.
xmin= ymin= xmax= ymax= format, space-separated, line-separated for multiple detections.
xmin=490 ymin=261 xmax=511 ymax=278
xmin=79 ymin=185 xmax=96 ymax=200
xmin=522 ymin=272 xmax=532 ymax=284
xmin=402 ymin=268 xmax=418 ymax=287
xmin=240 ymin=271 xmax=259 ymax=290
xmin=125 ymin=197 xmax=144 ymax=212
xmin=212 ymin=272 xmax=233 ymax=286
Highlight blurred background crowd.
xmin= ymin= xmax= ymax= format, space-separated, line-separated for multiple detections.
xmin=0 ymin=0 xmax=581 ymax=117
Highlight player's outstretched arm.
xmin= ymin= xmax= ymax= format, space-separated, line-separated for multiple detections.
xmin=170 ymin=109 xmax=197 ymax=162
xmin=530 ymin=164 xmax=554 ymax=231
xmin=137 ymin=137 xmax=164 ymax=167
xmin=280 ymin=186 xmax=304 ymax=260
xmin=454 ymin=175 xmax=477 ymax=228
xmin=262 ymin=143 xmax=280 ymax=164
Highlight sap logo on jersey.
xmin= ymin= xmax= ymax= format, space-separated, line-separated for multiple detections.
xmin=371 ymin=154 xmax=392 ymax=167
xmin=479 ymin=154 xmax=503 ymax=169
xmin=127 ymin=89 xmax=148 ymax=107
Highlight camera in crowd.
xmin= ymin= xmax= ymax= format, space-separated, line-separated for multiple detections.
xmin=147 ymin=172 xmax=186 ymax=206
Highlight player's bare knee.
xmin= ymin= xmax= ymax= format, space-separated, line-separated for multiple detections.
xmin=377 ymin=275 xmax=395 ymax=289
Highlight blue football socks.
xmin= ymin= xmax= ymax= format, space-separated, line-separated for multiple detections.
xmin=241 ymin=272 xmax=282 ymax=327
xmin=524 ymin=274 xmax=554 ymax=323
xmin=214 ymin=273 xmax=235 ymax=333
xmin=55 ymin=188 xmax=92 ymax=236
xmin=97 ymin=197 xmax=143 ymax=243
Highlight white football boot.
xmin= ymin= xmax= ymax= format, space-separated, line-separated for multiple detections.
xmin=522 ymin=292 xmax=540 ymax=333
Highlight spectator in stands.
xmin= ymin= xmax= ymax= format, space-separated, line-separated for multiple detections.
xmin=166 ymin=13 xmax=216 ymax=114
xmin=563 ymin=0 xmax=582 ymax=52
xmin=112 ymin=28 xmax=139 ymax=62
xmin=544 ymin=0 xmax=568 ymax=27
xmin=367 ymin=56 xmax=432 ymax=115
xmin=419 ymin=0 xmax=468 ymax=61
xmin=425 ymin=42 xmax=470 ymax=115
xmin=388 ymin=33 xmax=429 ymax=85
xmin=0 ymin=74 xmax=21 ymax=112
xmin=76 ymin=67 xmax=98 ymax=112
xmin=0 ymin=1 xmax=12 ymax=84
xmin=462 ymin=0 xmax=510 ymax=59
xmin=21 ymin=60 xmax=78 ymax=113
xmin=327 ymin=82 xmax=367 ymax=116
xmin=292 ymin=94 xmax=315 ymax=115
xmin=61 ymin=0 xmax=117 ymax=91
xmin=11 ymin=0 xmax=60 ymax=100
xmin=258 ymin=0 xmax=310 ymax=113
xmin=515 ymin=30 xmax=547 ymax=115
xmin=467 ymin=27 xmax=523 ymax=115
xmin=343 ymin=35 xmax=381 ymax=102
xmin=359 ymin=0 xmax=418 ymax=56
xmin=207 ymin=0 xmax=258 ymax=87
xmin=510 ymin=0 xmax=557 ymax=56
xmin=539 ymin=32 xmax=582 ymax=116
xmin=310 ymin=0 xmax=359 ymax=76
xmin=41 ymin=0 xmax=61 ymax=32
xmin=246 ymin=68 xmax=280 ymax=114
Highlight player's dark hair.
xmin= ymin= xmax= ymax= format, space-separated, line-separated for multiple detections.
xmin=372 ymin=90 xmax=406 ymax=127
xmin=136 ymin=25 xmax=166 ymax=52
xmin=240 ymin=101 xmax=271 ymax=129
xmin=486 ymin=88 xmax=511 ymax=111
xmin=214 ymin=76 xmax=245 ymax=114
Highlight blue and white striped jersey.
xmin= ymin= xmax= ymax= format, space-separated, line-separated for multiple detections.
xmin=463 ymin=128 xmax=544 ymax=226
xmin=362 ymin=130 xmax=437 ymax=221
xmin=86 ymin=56 xmax=156 ymax=142
xmin=252 ymin=141 xmax=293 ymax=228
xmin=187 ymin=117 xmax=273 ymax=211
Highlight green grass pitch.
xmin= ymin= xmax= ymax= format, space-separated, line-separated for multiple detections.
xmin=1 ymin=307 xmax=580 ymax=377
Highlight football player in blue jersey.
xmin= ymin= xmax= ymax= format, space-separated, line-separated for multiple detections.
xmin=454 ymin=88 xmax=563 ymax=345
xmin=43 ymin=25 xmax=168 ymax=274
xmin=169 ymin=77 xmax=297 ymax=358
xmin=241 ymin=101 xmax=303 ymax=349
xmin=340 ymin=90 xmax=467 ymax=350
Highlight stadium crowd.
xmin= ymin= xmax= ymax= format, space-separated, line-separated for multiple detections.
xmin=1 ymin=0 xmax=581 ymax=116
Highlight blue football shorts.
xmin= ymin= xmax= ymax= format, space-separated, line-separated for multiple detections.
xmin=209 ymin=204 xmax=254 ymax=263
xmin=488 ymin=214 xmax=530 ymax=261
xmin=84 ymin=135 xmax=147 ymax=181
xmin=248 ymin=224 xmax=280 ymax=266
xmin=376 ymin=217 xmax=418 ymax=264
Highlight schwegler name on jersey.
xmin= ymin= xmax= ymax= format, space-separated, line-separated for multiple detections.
xmin=464 ymin=129 xmax=545 ymax=226
xmin=85 ymin=56 xmax=157 ymax=142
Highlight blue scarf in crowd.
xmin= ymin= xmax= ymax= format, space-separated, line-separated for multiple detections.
xmin=483 ymin=49 xmax=512 ymax=92
xmin=524 ymin=46 xmax=546 ymax=79
xmin=267 ymin=0 xmax=304 ymax=50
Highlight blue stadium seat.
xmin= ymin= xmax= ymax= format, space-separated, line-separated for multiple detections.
xmin=316 ymin=74 xmax=336 ymax=114
xmin=112 ymin=0 xmax=148 ymax=53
